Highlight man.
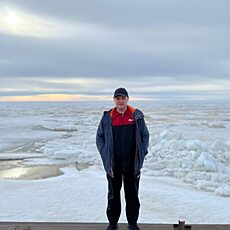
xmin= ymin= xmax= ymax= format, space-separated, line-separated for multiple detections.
xmin=96 ymin=88 xmax=149 ymax=230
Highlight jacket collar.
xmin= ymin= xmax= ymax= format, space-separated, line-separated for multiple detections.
xmin=110 ymin=105 xmax=136 ymax=117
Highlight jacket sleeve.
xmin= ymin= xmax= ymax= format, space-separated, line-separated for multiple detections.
xmin=141 ymin=117 xmax=149 ymax=155
xmin=96 ymin=116 xmax=105 ymax=154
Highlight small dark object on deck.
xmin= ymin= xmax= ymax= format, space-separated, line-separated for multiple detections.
xmin=14 ymin=226 xmax=31 ymax=230
xmin=173 ymin=220 xmax=192 ymax=229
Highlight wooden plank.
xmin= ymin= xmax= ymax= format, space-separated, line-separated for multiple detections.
xmin=190 ymin=225 xmax=230 ymax=230
xmin=0 ymin=222 xmax=169 ymax=230
xmin=0 ymin=222 xmax=229 ymax=230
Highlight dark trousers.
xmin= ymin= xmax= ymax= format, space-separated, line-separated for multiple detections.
xmin=106 ymin=170 xmax=140 ymax=225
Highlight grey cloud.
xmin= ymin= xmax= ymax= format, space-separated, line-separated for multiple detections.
xmin=1 ymin=25 xmax=229 ymax=79
xmin=6 ymin=0 xmax=230 ymax=27
xmin=1 ymin=0 xmax=230 ymax=99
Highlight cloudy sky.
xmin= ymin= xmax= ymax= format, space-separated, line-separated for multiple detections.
xmin=0 ymin=0 xmax=230 ymax=101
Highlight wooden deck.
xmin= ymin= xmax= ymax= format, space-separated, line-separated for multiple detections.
xmin=0 ymin=222 xmax=229 ymax=230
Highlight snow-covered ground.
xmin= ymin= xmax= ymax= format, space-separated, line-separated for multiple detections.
xmin=0 ymin=101 xmax=230 ymax=223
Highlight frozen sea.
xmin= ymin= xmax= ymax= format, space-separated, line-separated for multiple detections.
xmin=0 ymin=100 xmax=230 ymax=224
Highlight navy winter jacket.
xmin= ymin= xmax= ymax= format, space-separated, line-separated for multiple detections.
xmin=96 ymin=106 xmax=149 ymax=177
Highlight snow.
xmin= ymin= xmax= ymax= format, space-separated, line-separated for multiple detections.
xmin=0 ymin=101 xmax=230 ymax=223
xmin=0 ymin=153 xmax=45 ymax=160
xmin=0 ymin=166 xmax=230 ymax=224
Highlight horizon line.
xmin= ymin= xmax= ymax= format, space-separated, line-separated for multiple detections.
xmin=0 ymin=93 xmax=229 ymax=102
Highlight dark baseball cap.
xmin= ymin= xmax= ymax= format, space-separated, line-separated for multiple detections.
xmin=113 ymin=87 xmax=129 ymax=98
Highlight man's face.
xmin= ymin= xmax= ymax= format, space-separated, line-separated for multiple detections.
xmin=113 ymin=96 xmax=129 ymax=111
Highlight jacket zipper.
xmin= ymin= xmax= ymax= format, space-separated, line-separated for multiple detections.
xmin=134 ymin=117 xmax=138 ymax=175
xmin=121 ymin=113 xmax=125 ymax=170
xmin=109 ymin=117 xmax=114 ymax=177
